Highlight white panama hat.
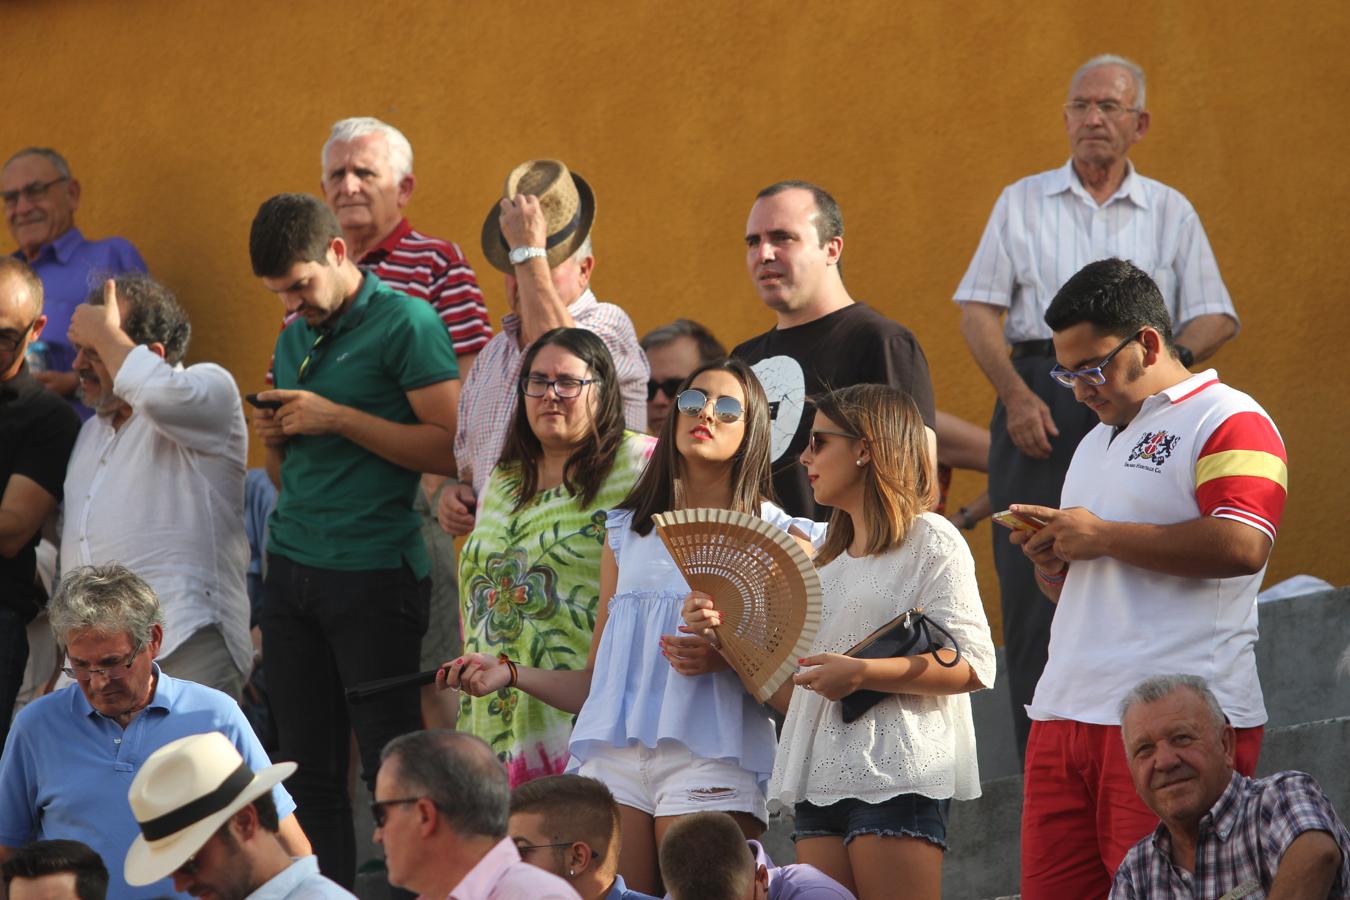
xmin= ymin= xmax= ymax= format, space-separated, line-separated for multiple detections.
xmin=124 ymin=732 xmax=296 ymax=886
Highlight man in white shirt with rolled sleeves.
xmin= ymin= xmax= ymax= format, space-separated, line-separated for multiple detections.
xmin=952 ymin=54 xmax=1239 ymax=758
xmin=60 ymin=274 xmax=250 ymax=699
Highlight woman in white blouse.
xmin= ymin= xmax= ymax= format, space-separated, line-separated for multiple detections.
xmin=686 ymin=384 xmax=996 ymax=900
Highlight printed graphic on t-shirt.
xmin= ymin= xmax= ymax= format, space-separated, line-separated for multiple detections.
xmin=749 ymin=355 xmax=805 ymax=463
xmin=1125 ymin=430 xmax=1182 ymax=471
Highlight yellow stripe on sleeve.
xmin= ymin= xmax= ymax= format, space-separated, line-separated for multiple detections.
xmin=1195 ymin=449 xmax=1288 ymax=490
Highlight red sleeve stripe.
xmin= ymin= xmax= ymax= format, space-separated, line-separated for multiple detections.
xmin=1210 ymin=506 xmax=1277 ymax=543
xmin=1198 ymin=411 xmax=1287 ymax=462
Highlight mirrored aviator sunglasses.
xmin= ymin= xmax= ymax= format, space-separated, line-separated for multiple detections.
xmin=676 ymin=388 xmax=744 ymax=423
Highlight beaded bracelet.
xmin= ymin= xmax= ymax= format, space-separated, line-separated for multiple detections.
xmin=1035 ymin=566 xmax=1068 ymax=585
xmin=497 ymin=653 xmax=519 ymax=688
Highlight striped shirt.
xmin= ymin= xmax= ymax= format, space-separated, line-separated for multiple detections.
xmin=454 ymin=289 xmax=649 ymax=496
xmin=1111 ymin=770 xmax=1350 ymax=898
xmin=266 ymin=218 xmax=490 ymax=382
xmin=953 ymin=160 xmax=1237 ymax=342
xmin=1030 ymin=370 xmax=1286 ymax=727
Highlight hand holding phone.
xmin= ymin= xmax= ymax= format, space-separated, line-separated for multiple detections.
xmin=245 ymin=392 xmax=284 ymax=411
xmin=992 ymin=509 xmax=1047 ymax=534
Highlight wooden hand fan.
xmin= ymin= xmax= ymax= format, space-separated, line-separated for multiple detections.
xmin=653 ymin=508 xmax=821 ymax=703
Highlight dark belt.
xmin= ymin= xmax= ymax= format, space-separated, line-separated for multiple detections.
xmin=1010 ymin=339 xmax=1055 ymax=359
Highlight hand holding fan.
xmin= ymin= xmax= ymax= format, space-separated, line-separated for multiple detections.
xmin=653 ymin=508 xmax=821 ymax=702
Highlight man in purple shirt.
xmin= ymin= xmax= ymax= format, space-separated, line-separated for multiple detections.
xmin=659 ymin=813 xmax=855 ymax=900
xmin=2 ymin=148 xmax=147 ymax=418
xmin=373 ymin=731 xmax=578 ymax=900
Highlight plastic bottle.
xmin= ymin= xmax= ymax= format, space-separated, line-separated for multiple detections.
xmin=26 ymin=340 xmax=47 ymax=373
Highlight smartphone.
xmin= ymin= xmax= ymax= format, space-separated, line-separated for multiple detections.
xmin=992 ymin=509 xmax=1047 ymax=534
xmin=245 ymin=393 xmax=284 ymax=411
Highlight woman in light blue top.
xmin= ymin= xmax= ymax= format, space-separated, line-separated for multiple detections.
xmin=443 ymin=359 xmax=810 ymax=895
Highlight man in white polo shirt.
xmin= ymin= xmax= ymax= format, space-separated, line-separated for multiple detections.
xmin=953 ymin=54 xmax=1240 ymax=758
xmin=1007 ymin=258 xmax=1286 ymax=900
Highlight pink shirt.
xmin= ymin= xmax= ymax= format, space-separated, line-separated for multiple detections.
xmin=444 ymin=838 xmax=580 ymax=900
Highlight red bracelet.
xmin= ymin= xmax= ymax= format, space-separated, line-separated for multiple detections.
xmin=1035 ymin=566 xmax=1068 ymax=584
xmin=497 ymin=653 xmax=519 ymax=688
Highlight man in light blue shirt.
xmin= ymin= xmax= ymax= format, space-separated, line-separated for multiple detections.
xmin=123 ymin=732 xmax=351 ymax=900
xmin=0 ymin=565 xmax=308 ymax=900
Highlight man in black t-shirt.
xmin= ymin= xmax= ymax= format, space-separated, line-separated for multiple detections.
xmin=732 ymin=181 xmax=937 ymax=520
xmin=0 ymin=259 xmax=80 ymax=746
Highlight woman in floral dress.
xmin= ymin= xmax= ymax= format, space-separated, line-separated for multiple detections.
xmin=454 ymin=328 xmax=653 ymax=786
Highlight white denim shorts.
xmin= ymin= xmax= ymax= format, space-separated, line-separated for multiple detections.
xmin=577 ymin=740 xmax=767 ymax=823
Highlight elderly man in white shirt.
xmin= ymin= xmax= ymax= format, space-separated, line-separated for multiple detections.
xmin=952 ymin=53 xmax=1239 ymax=759
xmin=61 ymin=275 xmax=250 ymax=698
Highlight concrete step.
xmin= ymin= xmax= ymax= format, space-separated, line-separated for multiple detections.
xmin=970 ymin=587 xmax=1350 ymax=782
xmin=941 ymin=715 xmax=1350 ymax=900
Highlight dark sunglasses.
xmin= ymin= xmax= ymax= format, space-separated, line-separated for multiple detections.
xmin=647 ymin=377 xmax=685 ymax=401
xmin=676 ymin=388 xmax=744 ymax=424
xmin=370 ymin=796 xmax=422 ymax=828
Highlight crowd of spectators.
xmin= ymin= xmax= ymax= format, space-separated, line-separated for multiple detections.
xmin=0 ymin=52 xmax=1344 ymax=900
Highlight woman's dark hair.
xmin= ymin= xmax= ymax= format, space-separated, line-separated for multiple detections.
xmin=498 ymin=328 xmax=626 ymax=511
xmin=618 ymin=357 xmax=775 ymax=536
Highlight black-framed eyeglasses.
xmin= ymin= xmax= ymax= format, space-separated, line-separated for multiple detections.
xmin=1049 ymin=330 xmax=1144 ymax=388
xmin=1063 ymin=100 xmax=1140 ymax=120
xmin=520 ymin=375 xmax=597 ymax=399
xmin=1 ymin=177 xmax=69 ymax=209
xmin=647 ymin=377 xmax=685 ymax=401
xmin=60 ymin=642 xmax=146 ymax=682
xmin=0 ymin=318 xmax=38 ymax=353
xmin=676 ymin=388 xmax=744 ymax=424
xmin=297 ymin=331 xmax=330 ymax=384
xmin=805 ymin=429 xmax=861 ymax=455
xmin=370 ymin=797 xmax=423 ymax=828
xmin=513 ymin=838 xmax=582 ymax=856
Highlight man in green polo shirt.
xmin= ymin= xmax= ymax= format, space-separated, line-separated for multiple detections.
xmin=247 ymin=193 xmax=460 ymax=889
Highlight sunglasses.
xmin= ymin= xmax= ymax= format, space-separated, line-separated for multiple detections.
xmin=370 ymin=796 xmax=422 ymax=828
xmin=647 ymin=377 xmax=685 ymax=401
xmin=676 ymin=388 xmax=744 ymax=424
xmin=805 ymin=429 xmax=861 ymax=454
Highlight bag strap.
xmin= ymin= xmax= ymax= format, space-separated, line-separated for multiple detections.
xmin=916 ymin=614 xmax=963 ymax=668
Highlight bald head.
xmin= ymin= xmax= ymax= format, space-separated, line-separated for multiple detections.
xmin=0 ymin=257 xmax=44 ymax=317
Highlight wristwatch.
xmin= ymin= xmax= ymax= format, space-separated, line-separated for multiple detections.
xmin=508 ymin=246 xmax=547 ymax=266
xmin=1176 ymin=345 xmax=1195 ymax=368
xmin=956 ymin=507 xmax=977 ymax=531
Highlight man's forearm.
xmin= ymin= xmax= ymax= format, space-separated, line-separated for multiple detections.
xmin=959 ymin=303 xmax=1030 ymax=402
xmin=1099 ymin=516 xmax=1271 ymax=578
xmin=1267 ymin=830 xmax=1342 ymax=899
xmin=1175 ymin=313 xmax=1238 ymax=364
xmin=265 ymin=445 xmax=285 ymax=491
xmin=335 ymin=406 xmax=457 ymax=476
xmin=514 ymin=259 xmax=574 ymax=345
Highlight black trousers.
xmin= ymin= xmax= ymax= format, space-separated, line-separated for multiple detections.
xmin=262 ymin=554 xmax=429 ymax=888
xmin=987 ymin=353 xmax=1099 ymax=760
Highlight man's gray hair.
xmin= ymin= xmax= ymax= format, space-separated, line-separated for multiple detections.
xmin=322 ymin=117 xmax=413 ymax=181
xmin=1119 ymin=674 xmax=1226 ymax=732
xmin=381 ymin=731 xmax=508 ymax=838
xmin=3 ymin=147 xmax=72 ymax=179
xmin=1072 ymin=54 xmax=1147 ymax=110
xmin=570 ymin=233 xmax=593 ymax=265
xmin=48 ymin=564 xmax=164 ymax=647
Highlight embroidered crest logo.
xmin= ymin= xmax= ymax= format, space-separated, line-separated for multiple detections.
xmin=1127 ymin=430 xmax=1181 ymax=466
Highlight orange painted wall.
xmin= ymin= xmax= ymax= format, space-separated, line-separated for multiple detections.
xmin=5 ymin=1 xmax=1347 ymax=630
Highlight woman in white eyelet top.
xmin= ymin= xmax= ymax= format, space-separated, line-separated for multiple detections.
xmin=686 ymin=384 xmax=996 ymax=900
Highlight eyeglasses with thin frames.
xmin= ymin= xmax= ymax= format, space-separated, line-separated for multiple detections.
xmin=60 ymin=641 xmax=146 ymax=681
xmin=1048 ymin=330 xmax=1145 ymax=388
xmin=1063 ymin=100 xmax=1140 ymax=120
xmin=513 ymin=838 xmax=584 ymax=856
xmin=1 ymin=177 xmax=69 ymax=209
xmin=0 ymin=318 xmax=38 ymax=353
xmin=676 ymin=388 xmax=744 ymax=423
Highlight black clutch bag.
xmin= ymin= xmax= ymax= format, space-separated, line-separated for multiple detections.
xmin=838 ymin=607 xmax=961 ymax=724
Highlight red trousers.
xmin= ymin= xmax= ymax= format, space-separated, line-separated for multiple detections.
xmin=1020 ymin=718 xmax=1263 ymax=900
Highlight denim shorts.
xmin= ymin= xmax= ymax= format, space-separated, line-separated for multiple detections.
xmin=793 ymin=794 xmax=951 ymax=849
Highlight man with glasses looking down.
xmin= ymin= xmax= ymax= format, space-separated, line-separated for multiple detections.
xmin=2 ymin=148 xmax=146 ymax=419
xmin=1006 ymin=258 xmax=1285 ymax=900
xmin=0 ymin=564 xmax=308 ymax=900
xmin=952 ymin=55 xmax=1241 ymax=763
